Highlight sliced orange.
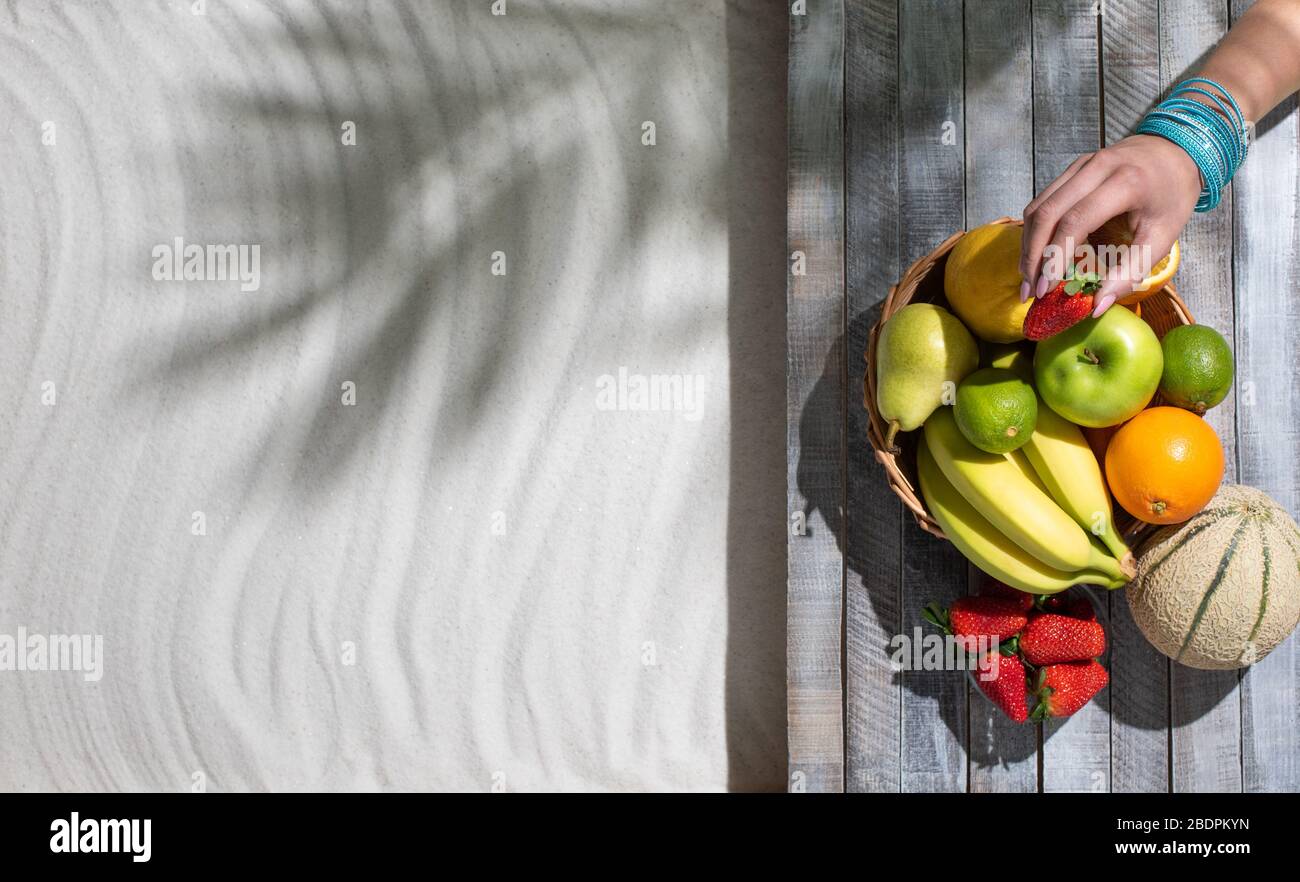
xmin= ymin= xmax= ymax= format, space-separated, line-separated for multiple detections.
xmin=1087 ymin=217 xmax=1180 ymax=305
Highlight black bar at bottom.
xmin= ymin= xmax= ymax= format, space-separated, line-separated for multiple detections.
xmin=0 ymin=792 xmax=1290 ymax=866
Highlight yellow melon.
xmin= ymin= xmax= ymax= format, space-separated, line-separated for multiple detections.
xmin=1127 ymin=484 xmax=1300 ymax=669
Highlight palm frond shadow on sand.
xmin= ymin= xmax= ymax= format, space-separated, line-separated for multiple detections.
xmin=130 ymin=1 xmax=790 ymax=790
xmin=132 ymin=7 xmax=610 ymax=492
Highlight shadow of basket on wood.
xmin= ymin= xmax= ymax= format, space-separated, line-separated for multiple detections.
xmin=863 ymin=216 xmax=1195 ymax=543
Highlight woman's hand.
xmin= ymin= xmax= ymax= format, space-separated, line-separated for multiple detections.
xmin=1019 ymin=134 xmax=1202 ymax=316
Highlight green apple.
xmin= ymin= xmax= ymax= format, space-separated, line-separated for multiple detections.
xmin=1033 ymin=307 xmax=1163 ymax=428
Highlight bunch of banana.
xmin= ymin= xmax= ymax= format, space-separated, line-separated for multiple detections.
xmin=919 ymin=407 xmax=1134 ymax=595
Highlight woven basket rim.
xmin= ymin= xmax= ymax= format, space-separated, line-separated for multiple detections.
xmin=864 ymin=216 xmax=1195 ymax=540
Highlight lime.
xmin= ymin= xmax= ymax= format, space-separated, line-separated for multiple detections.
xmin=953 ymin=367 xmax=1038 ymax=453
xmin=1159 ymin=324 xmax=1234 ymax=415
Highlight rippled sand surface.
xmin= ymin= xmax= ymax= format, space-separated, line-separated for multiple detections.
xmin=0 ymin=1 xmax=786 ymax=791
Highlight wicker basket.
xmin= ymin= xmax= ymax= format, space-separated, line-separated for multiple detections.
xmin=864 ymin=216 xmax=1194 ymax=540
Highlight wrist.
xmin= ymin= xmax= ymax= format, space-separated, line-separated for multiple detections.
xmin=1145 ymin=135 xmax=1205 ymax=203
xmin=1135 ymin=78 xmax=1250 ymax=212
xmin=1187 ymin=91 xmax=1255 ymax=143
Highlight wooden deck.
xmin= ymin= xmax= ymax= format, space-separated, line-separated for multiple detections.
xmin=787 ymin=0 xmax=1300 ymax=792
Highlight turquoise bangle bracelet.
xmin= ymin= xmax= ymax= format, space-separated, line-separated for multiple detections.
xmin=1136 ymin=77 xmax=1249 ymax=212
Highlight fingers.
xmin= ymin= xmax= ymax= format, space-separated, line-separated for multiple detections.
xmin=1020 ymin=154 xmax=1114 ymax=297
xmin=1092 ymin=224 xmax=1176 ymax=317
xmin=1020 ymin=155 xmax=1091 ymax=300
xmin=1039 ymin=167 xmax=1142 ymax=289
xmin=1090 ymin=292 xmax=1119 ymax=317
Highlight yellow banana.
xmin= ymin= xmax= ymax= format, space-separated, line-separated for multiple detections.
xmin=924 ymin=408 xmax=1126 ymax=580
xmin=1020 ymin=402 xmax=1136 ymax=578
xmin=917 ymin=440 xmax=1126 ymax=594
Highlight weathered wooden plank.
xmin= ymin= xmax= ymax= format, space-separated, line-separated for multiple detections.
xmin=1100 ymin=0 xmax=1174 ymax=795
xmin=1231 ymin=0 xmax=1300 ymax=795
xmin=1155 ymin=0 xmax=1243 ymax=794
xmin=1033 ymin=0 xmax=1111 ymax=793
xmin=897 ymin=0 xmax=968 ymax=793
xmin=787 ymin=0 xmax=845 ymax=794
xmin=963 ymin=0 xmax=1038 ymax=794
xmin=844 ymin=0 xmax=903 ymax=792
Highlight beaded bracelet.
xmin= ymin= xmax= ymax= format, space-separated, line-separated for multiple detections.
xmin=1136 ymin=77 xmax=1249 ymax=212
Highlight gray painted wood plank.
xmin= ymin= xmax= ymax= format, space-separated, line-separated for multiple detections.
xmin=1155 ymin=0 xmax=1243 ymax=794
xmin=787 ymin=0 xmax=846 ymax=794
xmin=897 ymin=0 xmax=968 ymax=793
xmin=1231 ymin=0 xmax=1300 ymax=796
xmin=963 ymin=0 xmax=1039 ymax=794
xmin=1033 ymin=0 xmax=1112 ymax=793
xmin=1100 ymin=0 xmax=1174 ymax=795
xmin=844 ymin=0 xmax=904 ymax=793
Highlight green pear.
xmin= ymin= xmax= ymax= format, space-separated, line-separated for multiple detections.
xmin=876 ymin=303 xmax=978 ymax=450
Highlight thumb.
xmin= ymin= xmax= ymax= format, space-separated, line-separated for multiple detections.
xmin=1092 ymin=226 xmax=1175 ymax=318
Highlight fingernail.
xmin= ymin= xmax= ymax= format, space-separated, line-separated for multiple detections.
xmin=1091 ymin=293 xmax=1116 ymax=317
xmin=1034 ymin=275 xmax=1051 ymax=298
xmin=1019 ymin=280 xmax=1031 ymax=302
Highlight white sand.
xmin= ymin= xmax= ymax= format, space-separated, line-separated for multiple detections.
xmin=0 ymin=0 xmax=786 ymax=790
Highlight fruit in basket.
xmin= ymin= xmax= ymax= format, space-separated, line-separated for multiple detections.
xmin=1158 ymin=324 xmax=1235 ymax=415
xmin=1105 ymin=407 xmax=1224 ymax=525
xmin=953 ymin=368 xmax=1037 ymax=453
xmin=1022 ymin=269 xmax=1101 ymax=340
xmin=1087 ymin=216 xmax=1180 ymax=304
xmin=974 ymin=651 xmax=1030 ymax=723
xmin=917 ymin=441 xmax=1127 ymax=594
xmin=1030 ymin=660 xmax=1109 ymax=719
xmin=1127 ymin=484 xmax=1300 ymax=669
xmin=980 ymin=340 xmax=1034 ymax=381
xmin=1081 ymin=424 xmax=1119 ymax=466
xmin=944 ymin=222 xmax=1031 ymax=343
xmin=1019 ymin=613 xmax=1106 ymax=665
xmin=1033 ymin=305 xmax=1163 ymax=427
xmin=875 ymin=303 xmax=978 ymax=450
xmin=924 ymin=409 xmax=1128 ymax=580
xmin=1020 ymin=400 xmax=1135 ymax=575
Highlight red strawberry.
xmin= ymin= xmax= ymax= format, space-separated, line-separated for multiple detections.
xmin=922 ymin=596 xmax=1027 ymax=651
xmin=978 ymin=578 xmax=1034 ymax=612
xmin=1037 ymin=593 xmax=1096 ymax=620
xmin=1020 ymin=613 xmax=1106 ymax=665
xmin=1022 ymin=270 xmax=1102 ymax=340
xmin=974 ymin=651 xmax=1030 ymax=723
xmin=949 ymin=596 xmax=1028 ymax=646
xmin=1031 ymin=660 xmax=1109 ymax=719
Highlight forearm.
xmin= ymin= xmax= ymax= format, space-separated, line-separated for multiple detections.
xmin=1199 ymin=0 xmax=1300 ymax=122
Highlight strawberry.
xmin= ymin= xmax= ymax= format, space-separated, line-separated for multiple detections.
xmin=978 ymin=577 xmax=1034 ymax=612
xmin=974 ymin=650 xmax=1030 ymax=723
xmin=1037 ymin=593 xmax=1097 ymax=620
xmin=922 ymin=596 xmax=1028 ymax=651
xmin=1030 ymin=660 xmax=1109 ymax=719
xmin=1022 ymin=269 xmax=1102 ymax=340
xmin=1020 ymin=613 xmax=1106 ymax=665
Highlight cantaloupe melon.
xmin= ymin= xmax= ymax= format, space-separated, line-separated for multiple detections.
xmin=1127 ymin=484 xmax=1300 ymax=670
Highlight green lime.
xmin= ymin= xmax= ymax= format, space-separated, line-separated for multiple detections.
xmin=980 ymin=340 xmax=1034 ymax=382
xmin=1159 ymin=324 xmax=1234 ymax=415
xmin=953 ymin=367 xmax=1038 ymax=453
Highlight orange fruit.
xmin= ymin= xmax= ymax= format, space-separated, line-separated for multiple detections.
xmin=1105 ymin=407 xmax=1224 ymax=525
xmin=1083 ymin=424 xmax=1121 ymax=467
xmin=1088 ymin=217 xmax=1180 ymax=305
